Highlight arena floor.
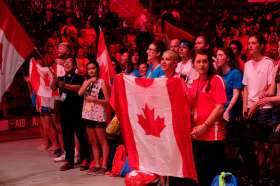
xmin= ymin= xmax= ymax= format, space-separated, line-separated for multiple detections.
xmin=0 ymin=139 xmax=124 ymax=186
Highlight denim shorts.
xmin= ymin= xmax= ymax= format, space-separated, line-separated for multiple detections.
xmin=40 ymin=107 xmax=52 ymax=116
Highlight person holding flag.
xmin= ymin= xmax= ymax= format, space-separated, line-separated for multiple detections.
xmin=29 ymin=53 xmax=60 ymax=153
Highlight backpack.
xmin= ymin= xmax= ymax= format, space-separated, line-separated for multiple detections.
xmin=106 ymin=115 xmax=121 ymax=135
xmin=211 ymin=172 xmax=238 ymax=186
xmin=110 ymin=145 xmax=126 ymax=176
xmin=110 ymin=145 xmax=132 ymax=177
xmin=120 ymin=158 xmax=132 ymax=177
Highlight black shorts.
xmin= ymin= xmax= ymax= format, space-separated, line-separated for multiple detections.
xmin=246 ymin=108 xmax=274 ymax=143
xmin=83 ymin=119 xmax=106 ymax=128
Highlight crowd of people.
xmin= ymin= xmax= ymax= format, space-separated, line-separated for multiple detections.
xmin=1 ymin=0 xmax=280 ymax=186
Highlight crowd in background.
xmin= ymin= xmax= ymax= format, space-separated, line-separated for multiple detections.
xmin=0 ymin=0 xmax=280 ymax=185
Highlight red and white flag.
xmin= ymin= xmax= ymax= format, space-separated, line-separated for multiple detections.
xmin=0 ymin=0 xmax=34 ymax=101
xmin=29 ymin=58 xmax=59 ymax=98
xmin=164 ymin=21 xmax=194 ymax=41
xmin=110 ymin=75 xmax=197 ymax=180
xmin=97 ymin=28 xmax=115 ymax=89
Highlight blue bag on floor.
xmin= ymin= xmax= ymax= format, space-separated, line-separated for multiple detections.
xmin=211 ymin=172 xmax=238 ymax=186
xmin=120 ymin=158 xmax=132 ymax=177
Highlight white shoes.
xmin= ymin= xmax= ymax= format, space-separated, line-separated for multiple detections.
xmin=53 ymin=150 xmax=79 ymax=163
xmin=54 ymin=153 xmax=65 ymax=162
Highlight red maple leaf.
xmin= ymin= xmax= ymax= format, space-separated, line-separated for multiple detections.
xmin=43 ymin=73 xmax=51 ymax=87
xmin=137 ymin=104 xmax=165 ymax=137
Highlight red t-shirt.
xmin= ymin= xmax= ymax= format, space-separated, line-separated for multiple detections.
xmin=187 ymin=75 xmax=227 ymax=141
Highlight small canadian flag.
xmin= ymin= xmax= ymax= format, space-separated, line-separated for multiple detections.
xmin=96 ymin=28 xmax=115 ymax=89
xmin=0 ymin=0 xmax=34 ymax=101
xmin=29 ymin=58 xmax=59 ymax=98
xmin=111 ymin=75 xmax=197 ymax=180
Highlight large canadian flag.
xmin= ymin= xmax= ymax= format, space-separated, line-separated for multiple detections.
xmin=29 ymin=58 xmax=59 ymax=98
xmin=111 ymin=75 xmax=197 ymax=180
xmin=96 ymin=28 xmax=115 ymax=89
xmin=0 ymin=0 xmax=34 ymax=102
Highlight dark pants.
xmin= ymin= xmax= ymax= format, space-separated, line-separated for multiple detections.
xmin=61 ymin=115 xmax=90 ymax=165
xmin=192 ymin=140 xmax=225 ymax=186
xmin=246 ymin=108 xmax=273 ymax=142
xmin=239 ymin=108 xmax=273 ymax=178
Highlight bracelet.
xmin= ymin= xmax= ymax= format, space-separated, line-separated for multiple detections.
xmin=203 ymin=122 xmax=211 ymax=127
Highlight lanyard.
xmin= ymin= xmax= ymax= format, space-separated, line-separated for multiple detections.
xmin=63 ymin=74 xmax=75 ymax=84
xmin=147 ymin=64 xmax=160 ymax=78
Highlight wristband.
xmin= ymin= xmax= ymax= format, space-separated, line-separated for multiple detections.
xmin=204 ymin=122 xmax=211 ymax=127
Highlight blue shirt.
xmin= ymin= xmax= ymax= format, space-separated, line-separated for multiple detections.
xmin=126 ymin=69 xmax=142 ymax=77
xmin=146 ymin=64 xmax=165 ymax=78
xmin=132 ymin=69 xmax=141 ymax=77
xmin=222 ymin=68 xmax=243 ymax=117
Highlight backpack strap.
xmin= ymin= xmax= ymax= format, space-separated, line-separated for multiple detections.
xmin=219 ymin=172 xmax=226 ymax=186
xmin=219 ymin=172 xmax=235 ymax=186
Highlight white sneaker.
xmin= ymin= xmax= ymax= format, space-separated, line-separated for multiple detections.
xmin=54 ymin=153 xmax=65 ymax=162
xmin=74 ymin=149 xmax=80 ymax=164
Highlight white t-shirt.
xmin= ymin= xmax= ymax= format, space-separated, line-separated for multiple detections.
xmin=175 ymin=59 xmax=199 ymax=83
xmin=56 ymin=63 xmax=65 ymax=77
xmin=242 ymin=56 xmax=274 ymax=108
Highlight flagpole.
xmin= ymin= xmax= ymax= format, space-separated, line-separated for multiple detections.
xmin=34 ymin=47 xmax=56 ymax=76
xmin=33 ymin=47 xmax=44 ymax=61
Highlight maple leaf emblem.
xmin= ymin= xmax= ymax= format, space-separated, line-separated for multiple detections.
xmin=137 ymin=104 xmax=165 ymax=137
xmin=43 ymin=73 xmax=51 ymax=87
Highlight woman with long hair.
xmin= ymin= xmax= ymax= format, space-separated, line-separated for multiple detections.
xmin=187 ymin=49 xmax=227 ymax=186
xmin=130 ymin=49 xmax=141 ymax=77
xmin=215 ymin=47 xmax=243 ymax=171
xmin=215 ymin=47 xmax=242 ymax=122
